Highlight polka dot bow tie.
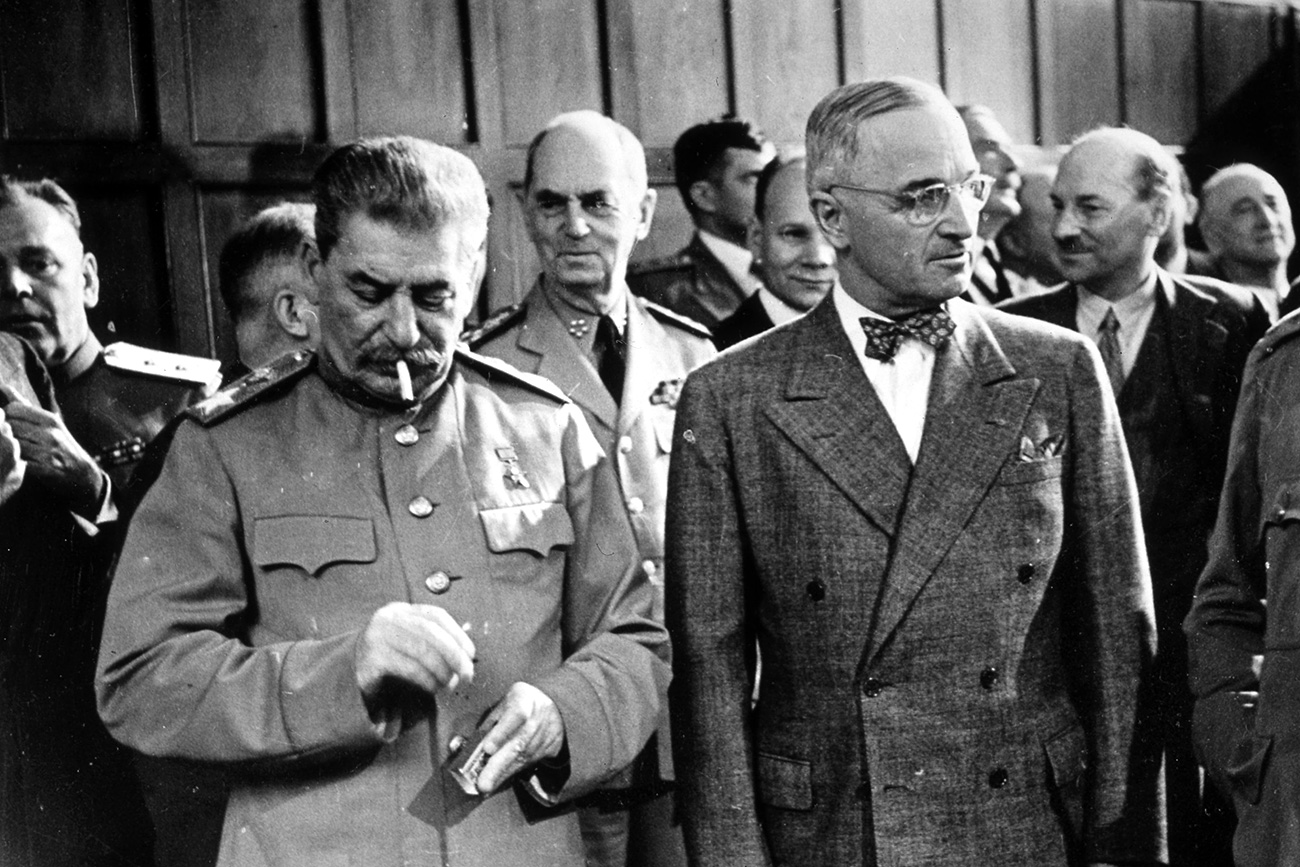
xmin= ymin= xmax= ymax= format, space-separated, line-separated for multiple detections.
xmin=859 ymin=308 xmax=956 ymax=361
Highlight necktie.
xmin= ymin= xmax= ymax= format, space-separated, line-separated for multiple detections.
xmin=859 ymin=308 xmax=956 ymax=362
xmin=594 ymin=315 xmax=626 ymax=399
xmin=1097 ymin=308 xmax=1125 ymax=396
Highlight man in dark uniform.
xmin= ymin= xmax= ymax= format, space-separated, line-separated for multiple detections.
xmin=1000 ymin=127 xmax=1269 ymax=867
xmin=470 ymin=110 xmax=713 ymax=867
xmin=628 ymin=116 xmax=773 ymax=328
xmin=97 ymin=137 xmax=668 ymax=867
xmin=712 ymin=151 xmax=836 ymax=350
xmin=0 ymin=176 xmax=219 ymax=867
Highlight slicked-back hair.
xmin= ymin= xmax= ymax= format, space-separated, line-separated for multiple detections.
xmin=218 ymin=202 xmax=316 ymax=322
xmin=522 ymin=110 xmax=649 ymax=195
xmin=0 ymin=175 xmax=82 ymax=234
xmin=754 ymin=150 xmax=807 ymax=222
xmin=672 ymin=116 xmax=768 ymax=215
xmin=806 ymin=77 xmax=949 ymax=192
xmin=312 ymin=136 xmax=489 ymax=260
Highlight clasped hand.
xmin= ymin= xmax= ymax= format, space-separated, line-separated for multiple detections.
xmin=355 ymin=602 xmax=565 ymax=795
xmin=1 ymin=388 xmax=105 ymax=515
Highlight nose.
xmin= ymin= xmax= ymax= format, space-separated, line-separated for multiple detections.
xmin=0 ymin=265 xmax=32 ymax=300
xmin=939 ymin=187 xmax=978 ymax=239
xmin=383 ymin=291 xmax=421 ymax=350
xmin=562 ymin=200 xmax=590 ymax=238
xmin=805 ymin=235 xmax=837 ymax=268
xmin=1052 ymin=206 xmax=1080 ymax=241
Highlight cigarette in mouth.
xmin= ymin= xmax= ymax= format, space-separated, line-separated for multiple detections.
xmin=396 ymin=360 xmax=414 ymax=402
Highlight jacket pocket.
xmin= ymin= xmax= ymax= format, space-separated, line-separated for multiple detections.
xmin=755 ymin=751 xmax=813 ymax=811
xmin=479 ymin=501 xmax=575 ymax=556
xmin=253 ymin=515 xmax=376 ymax=576
xmin=996 ymin=454 xmax=1064 ymax=486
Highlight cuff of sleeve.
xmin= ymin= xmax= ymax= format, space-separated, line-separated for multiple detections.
xmin=530 ymin=666 xmax=609 ymax=798
xmin=279 ymin=631 xmax=389 ymax=752
xmin=71 ymin=472 xmax=118 ymax=537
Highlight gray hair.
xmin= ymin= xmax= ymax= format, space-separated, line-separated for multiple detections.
xmin=523 ymin=110 xmax=648 ymax=194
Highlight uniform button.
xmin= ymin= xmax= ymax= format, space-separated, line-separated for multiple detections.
xmin=408 ymin=496 xmax=435 ymax=518
xmin=863 ymin=677 xmax=885 ymax=698
xmin=988 ymin=768 xmax=1009 ymax=789
xmin=626 ymin=496 xmax=645 ymax=515
xmin=394 ymin=423 xmax=419 ymax=446
xmin=642 ymin=559 xmax=658 ymax=578
xmin=979 ymin=667 xmax=999 ymax=690
xmin=618 ymin=435 xmax=633 ymax=454
xmin=424 ymin=571 xmax=451 ymax=594
xmin=1016 ymin=563 xmax=1035 ymax=584
xmin=855 ymin=782 xmax=870 ymax=802
xmin=806 ymin=579 xmax=826 ymax=601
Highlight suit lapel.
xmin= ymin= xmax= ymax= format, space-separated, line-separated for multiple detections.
xmin=866 ymin=303 xmax=1041 ymax=664
xmin=1035 ymin=285 xmax=1081 ymax=332
xmin=1160 ymin=273 xmax=1223 ymax=444
xmin=515 ymin=288 xmax=619 ymax=434
xmin=763 ymin=300 xmax=912 ymax=537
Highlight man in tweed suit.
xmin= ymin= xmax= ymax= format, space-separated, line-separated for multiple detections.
xmin=665 ymin=77 xmax=1166 ymax=867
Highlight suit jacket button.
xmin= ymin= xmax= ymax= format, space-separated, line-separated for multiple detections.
xmin=424 ymin=571 xmax=452 ymax=594
xmin=408 ymin=496 xmax=435 ymax=518
xmin=626 ymin=496 xmax=645 ymax=515
xmin=1016 ymin=563 xmax=1035 ymax=584
xmin=988 ymin=768 xmax=1009 ymax=789
xmin=806 ymin=579 xmax=826 ymax=601
xmin=394 ymin=423 xmax=419 ymax=446
xmin=618 ymin=435 xmax=633 ymax=454
xmin=855 ymin=782 xmax=870 ymax=802
xmin=863 ymin=678 xmax=884 ymax=697
xmin=979 ymin=667 xmax=999 ymax=690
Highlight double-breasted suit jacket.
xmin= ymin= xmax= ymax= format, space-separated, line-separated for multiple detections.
xmin=666 ymin=297 xmax=1165 ymax=866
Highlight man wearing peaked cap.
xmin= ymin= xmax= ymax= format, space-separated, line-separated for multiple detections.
xmin=96 ymin=136 xmax=668 ymax=867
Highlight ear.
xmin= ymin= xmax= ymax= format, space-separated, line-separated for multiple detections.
xmin=1147 ymin=195 xmax=1173 ymax=239
xmin=688 ymin=179 xmax=718 ymax=215
xmin=809 ymin=191 xmax=850 ymax=250
xmin=273 ymin=290 xmax=314 ymax=339
xmin=746 ymin=216 xmax=763 ymax=261
xmin=81 ymin=251 xmax=100 ymax=310
xmin=634 ymin=188 xmax=658 ymax=242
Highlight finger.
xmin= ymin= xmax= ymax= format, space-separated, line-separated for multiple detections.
xmin=0 ymin=384 xmax=28 ymax=406
xmin=476 ymin=716 xmax=532 ymax=794
xmin=0 ymin=401 xmax=54 ymax=425
xmin=414 ymin=605 xmax=477 ymax=664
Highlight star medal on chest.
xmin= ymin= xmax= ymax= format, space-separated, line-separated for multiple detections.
xmin=497 ymin=446 xmax=530 ymax=489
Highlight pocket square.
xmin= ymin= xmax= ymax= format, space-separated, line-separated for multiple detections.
xmin=1019 ymin=434 xmax=1065 ymax=462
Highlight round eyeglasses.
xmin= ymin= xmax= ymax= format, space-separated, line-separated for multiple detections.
xmin=827 ymin=174 xmax=995 ymax=226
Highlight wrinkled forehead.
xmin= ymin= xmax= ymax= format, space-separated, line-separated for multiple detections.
xmin=0 ymin=196 xmax=83 ymax=250
xmin=530 ymin=123 xmax=644 ymax=197
xmin=1055 ymin=141 xmax=1142 ymax=198
xmin=1207 ymin=172 xmax=1289 ymax=212
xmin=851 ymin=104 xmax=979 ymax=187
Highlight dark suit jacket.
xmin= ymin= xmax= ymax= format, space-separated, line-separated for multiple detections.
xmin=712 ymin=291 xmax=776 ymax=350
xmin=628 ymin=234 xmax=748 ymax=328
xmin=666 ymin=296 xmax=1164 ymax=866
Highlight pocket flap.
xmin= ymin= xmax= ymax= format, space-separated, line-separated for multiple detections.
xmin=1043 ymin=724 xmax=1088 ymax=787
xmin=479 ymin=502 xmax=574 ymax=556
xmin=253 ymin=515 xmax=376 ymax=575
xmin=755 ymin=751 xmax=813 ymax=811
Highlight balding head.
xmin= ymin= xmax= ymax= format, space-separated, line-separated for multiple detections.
xmin=524 ymin=110 xmax=648 ymax=196
xmin=1199 ymin=163 xmax=1294 ymax=278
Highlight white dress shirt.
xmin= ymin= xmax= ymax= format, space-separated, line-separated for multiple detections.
xmin=757 ymin=286 xmax=806 ymax=327
xmin=1075 ymin=271 xmax=1158 ymax=380
xmin=698 ymin=230 xmax=761 ymax=297
xmin=833 ymin=283 xmax=940 ymax=464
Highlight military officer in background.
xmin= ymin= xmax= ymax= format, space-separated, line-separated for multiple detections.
xmin=97 ymin=136 xmax=668 ymax=867
xmin=470 ymin=110 xmax=714 ymax=867
xmin=0 ymin=176 xmax=219 ymax=867
xmin=628 ymin=116 xmax=774 ymax=328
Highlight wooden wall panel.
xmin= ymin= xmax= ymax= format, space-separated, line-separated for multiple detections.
xmin=940 ymin=0 xmax=1037 ymax=143
xmin=187 ymin=0 xmax=320 ymax=144
xmin=72 ymin=189 xmax=171 ymax=349
xmin=0 ymin=0 xmax=143 ymax=140
xmin=350 ymin=0 xmax=471 ymax=143
xmin=1123 ymin=0 xmax=1200 ymax=144
xmin=1203 ymin=3 xmax=1276 ymax=120
xmin=493 ymin=0 xmax=604 ymax=147
xmin=608 ymin=0 xmax=730 ymax=146
xmin=1035 ymin=0 xmax=1120 ymax=144
xmin=731 ymin=0 xmax=840 ymax=144
xmin=845 ymin=0 xmax=941 ymax=86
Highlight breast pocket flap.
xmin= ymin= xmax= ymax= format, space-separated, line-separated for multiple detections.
xmin=756 ymin=751 xmax=813 ymax=811
xmin=253 ymin=515 xmax=377 ymax=576
xmin=479 ymin=501 xmax=575 ymax=556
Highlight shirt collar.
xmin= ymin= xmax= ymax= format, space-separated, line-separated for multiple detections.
xmin=51 ymin=331 xmax=103 ymax=385
xmin=540 ymin=276 xmax=628 ymax=333
xmin=1076 ymin=269 xmax=1158 ymax=332
xmin=697 ymin=230 xmax=758 ymax=295
xmin=756 ymin=286 xmax=806 ymax=327
xmin=832 ymin=283 xmax=956 ymax=360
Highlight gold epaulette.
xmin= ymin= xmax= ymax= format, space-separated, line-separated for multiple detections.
xmin=461 ymin=303 xmax=525 ymax=348
xmin=186 ymin=350 xmax=315 ymax=426
xmin=627 ymin=251 xmax=692 ymax=276
xmin=102 ymin=342 xmax=223 ymax=395
xmin=641 ymin=298 xmax=713 ymax=339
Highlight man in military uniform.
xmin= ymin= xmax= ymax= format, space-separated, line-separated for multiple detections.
xmin=96 ymin=137 xmax=668 ymax=867
xmin=0 ymin=177 xmax=219 ymax=866
xmin=628 ymin=116 xmax=773 ymax=328
xmin=470 ymin=111 xmax=713 ymax=867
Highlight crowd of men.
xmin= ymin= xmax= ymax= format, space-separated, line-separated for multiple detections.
xmin=0 ymin=73 xmax=1297 ymax=867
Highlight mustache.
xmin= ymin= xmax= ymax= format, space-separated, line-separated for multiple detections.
xmin=1055 ymin=238 xmax=1089 ymax=254
xmin=368 ymin=346 xmax=447 ymax=368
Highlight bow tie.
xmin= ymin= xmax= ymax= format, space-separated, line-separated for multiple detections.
xmin=859 ymin=308 xmax=956 ymax=361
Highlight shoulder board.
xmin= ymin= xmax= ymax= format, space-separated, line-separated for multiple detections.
xmin=627 ymin=252 xmax=692 ymax=276
xmin=461 ymin=303 xmax=525 ymax=348
xmin=1257 ymin=312 xmax=1300 ymax=359
xmin=186 ymin=349 xmax=315 ymax=426
xmin=454 ymin=347 xmax=569 ymax=405
xmin=102 ymin=342 xmax=223 ymax=395
xmin=641 ymin=299 xmax=713 ymax=339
